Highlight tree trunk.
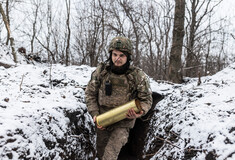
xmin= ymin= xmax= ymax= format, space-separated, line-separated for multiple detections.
xmin=185 ymin=0 xmax=196 ymax=77
xmin=0 ymin=3 xmax=17 ymax=63
xmin=168 ymin=0 xmax=185 ymax=83
xmin=5 ymin=0 xmax=10 ymax=45
xmin=65 ymin=0 xmax=71 ymax=66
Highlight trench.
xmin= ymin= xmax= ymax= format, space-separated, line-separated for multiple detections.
xmin=118 ymin=92 xmax=164 ymax=160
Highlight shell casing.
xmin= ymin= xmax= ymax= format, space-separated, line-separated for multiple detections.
xmin=96 ymin=99 xmax=142 ymax=128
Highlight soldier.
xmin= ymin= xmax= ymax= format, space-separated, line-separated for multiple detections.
xmin=85 ymin=36 xmax=152 ymax=160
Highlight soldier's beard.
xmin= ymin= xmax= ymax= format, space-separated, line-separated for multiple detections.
xmin=110 ymin=60 xmax=130 ymax=75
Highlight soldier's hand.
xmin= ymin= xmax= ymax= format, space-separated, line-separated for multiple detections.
xmin=93 ymin=116 xmax=105 ymax=130
xmin=126 ymin=108 xmax=143 ymax=119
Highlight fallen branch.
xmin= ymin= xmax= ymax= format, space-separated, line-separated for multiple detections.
xmin=69 ymin=135 xmax=82 ymax=138
xmin=169 ymin=131 xmax=184 ymax=141
xmin=0 ymin=61 xmax=13 ymax=68
xmin=155 ymin=136 xmax=181 ymax=149
xmin=20 ymin=74 xmax=25 ymax=91
xmin=49 ymin=61 xmax=52 ymax=89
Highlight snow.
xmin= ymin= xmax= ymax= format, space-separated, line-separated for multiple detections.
xmin=0 ymin=47 xmax=96 ymax=159
xmin=1 ymin=45 xmax=235 ymax=159
xmin=145 ymin=64 xmax=235 ymax=159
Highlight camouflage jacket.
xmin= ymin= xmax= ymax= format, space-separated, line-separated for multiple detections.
xmin=85 ymin=63 xmax=152 ymax=128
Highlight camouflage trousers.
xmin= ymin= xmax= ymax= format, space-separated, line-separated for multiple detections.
xmin=96 ymin=127 xmax=130 ymax=160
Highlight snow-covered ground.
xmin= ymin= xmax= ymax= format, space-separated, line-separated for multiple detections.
xmin=1 ymin=45 xmax=235 ymax=159
xmin=0 ymin=62 xmax=97 ymax=159
xmin=0 ymin=47 xmax=97 ymax=159
xmin=145 ymin=64 xmax=235 ymax=160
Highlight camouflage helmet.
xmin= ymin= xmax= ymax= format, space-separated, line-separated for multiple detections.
xmin=108 ymin=36 xmax=133 ymax=55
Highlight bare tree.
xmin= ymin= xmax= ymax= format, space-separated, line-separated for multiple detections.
xmin=41 ymin=0 xmax=55 ymax=63
xmin=0 ymin=0 xmax=15 ymax=45
xmin=184 ymin=0 xmax=223 ymax=77
xmin=205 ymin=19 xmax=228 ymax=75
xmin=0 ymin=2 xmax=17 ymax=63
xmin=74 ymin=0 xmax=109 ymax=66
xmin=138 ymin=4 xmax=156 ymax=78
xmin=118 ymin=0 xmax=142 ymax=66
xmin=160 ymin=0 xmax=174 ymax=80
xmin=30 ymin=0 xmax=42 ymax=54
xmin=168 ymin=0 xmax=185 ymax=83
xmin=65 ymin=0 xmax=71 ymax=66
xmin=5 ymin=0 xmax=9 ymax=45
xmin=44 ymin=0 xmax=58 ymax=63
xmin=136 ymin=0 xmax=174 ymax=80
xmin=0 ymin=0 xmax=230 ymax=82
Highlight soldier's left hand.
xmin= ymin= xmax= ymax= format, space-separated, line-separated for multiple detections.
xmin=126 ymin=108 xmax=143 ymax=119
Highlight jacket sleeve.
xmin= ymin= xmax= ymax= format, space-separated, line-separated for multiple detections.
xmin=136 ymin=70 xmax=153 ymax=116
xmin=85 ymin=66 xmax=102 ymax=117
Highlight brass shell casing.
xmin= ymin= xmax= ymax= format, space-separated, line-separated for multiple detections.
xmin=96 ymin=99 xmax=142 ymax=128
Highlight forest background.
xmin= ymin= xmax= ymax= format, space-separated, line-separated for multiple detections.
xmin=1 ymin=0 xmax=235 ymax=82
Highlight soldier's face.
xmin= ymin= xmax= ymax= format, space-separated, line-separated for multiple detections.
xmin=112 ymin=50 xmax=127 ymax=67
